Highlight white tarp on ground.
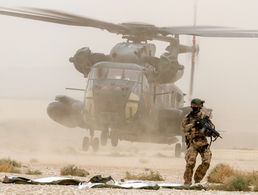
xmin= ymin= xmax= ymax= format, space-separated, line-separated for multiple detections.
xmin=3 ymin=176 xmax=81 ymax=185
xmin=3 ymin=175 xmax=206 ymax=190
xmin=78 ymin=180 xmax=160 ymax=190
xmin=78 ymin=180 xmax=205 ymax=190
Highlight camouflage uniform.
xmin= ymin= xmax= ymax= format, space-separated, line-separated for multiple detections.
xmin=182 ymin=110 xmax=212 ymax=185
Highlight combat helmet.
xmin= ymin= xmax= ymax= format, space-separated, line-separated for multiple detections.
xmin=191 ymin=98 xmax=205 ymax=107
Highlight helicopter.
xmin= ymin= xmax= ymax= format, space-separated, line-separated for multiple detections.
xmin=0 ymin=7 xmax=258 ymax=157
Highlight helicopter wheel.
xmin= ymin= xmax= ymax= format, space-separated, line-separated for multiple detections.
xmin=175 ymin=143 xmax=182 ymax=158
xmin=100 ymin=130 xmax=109 ymax=146
xmin=82 ymin=136 xmax=90 ymax=151
xmin=91 ymin=137 xmax=100 ymax=152
xmin=181 ymin=142 xmax=187 ymax=153
xmin=110 ymin=130 xmax=118 ymax=147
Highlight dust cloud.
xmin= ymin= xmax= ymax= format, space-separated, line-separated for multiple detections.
xmin=0 ymin=0 xmax=258 ymax=174
xmin=0 ymin=99 xmax=80 ymax=162
xmin=0 ymin=97 xmax=258 ymax=166
xmin=0 ymin=98 xmax=172 ymax=166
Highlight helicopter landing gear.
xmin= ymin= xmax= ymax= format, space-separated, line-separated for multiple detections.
xmin=100 ymin=129 xmax=109 ymax=146
xmin=82 ymin=136 xmax=90 ymax=151
xmin=174 ymin=140 xmax=187 ymax=158
xmin=82 ymin=129 xmax=100 ymax=152
xmin=181 ymin=142 xmax=187 ymax=153
xmin=91 ymin=137 xmax=100 ymax=152
xmin=110 ymin=130 xmax=119 ymax=147
xmin=175 ymin=143 xmax=182 ymax=158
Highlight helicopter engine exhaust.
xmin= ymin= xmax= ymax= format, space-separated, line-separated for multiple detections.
xmin=47 ymin=95 xmax=85 ymax=128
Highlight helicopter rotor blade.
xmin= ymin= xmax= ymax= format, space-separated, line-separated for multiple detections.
xmin=160 ymin=26 xmax=258 ymax=38
xmin=0 ymin=7 xmax=82 ymax=26
xmin=0 ymin=7 xmax=128 ymax=34
xmin=1 ymin=7 xmax=258 ymax=40
xmin=28 ymin=7 xmax=128 ymax=34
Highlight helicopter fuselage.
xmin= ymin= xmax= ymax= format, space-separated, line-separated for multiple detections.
xmin=82 ymin=61 xmax=184 ymax=144
xmin=84 ymin=62 xmax=148 ymax=128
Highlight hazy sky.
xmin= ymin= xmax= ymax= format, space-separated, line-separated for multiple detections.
xmin=0 ymin=0 xmax=258 ymax=142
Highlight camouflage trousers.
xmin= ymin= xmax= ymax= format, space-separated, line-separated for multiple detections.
xmin=183 ymin=145 xmax=212 ymax=185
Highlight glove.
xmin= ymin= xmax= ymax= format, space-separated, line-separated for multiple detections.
xmin=194 ymin=120 xmax=203 ymax=129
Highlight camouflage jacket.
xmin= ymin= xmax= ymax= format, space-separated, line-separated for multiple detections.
xmin=182 ymin=110 xmax=210 ymax=148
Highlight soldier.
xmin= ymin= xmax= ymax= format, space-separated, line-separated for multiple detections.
xmin=182 ymin=98 xmax=213 ymax=185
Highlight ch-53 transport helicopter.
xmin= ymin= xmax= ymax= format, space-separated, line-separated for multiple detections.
xmin=0 ymin=7 xmax=258 ymax=157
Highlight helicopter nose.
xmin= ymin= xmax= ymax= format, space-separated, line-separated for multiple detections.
xmin=93 ymin=86 xmax=130 ymax=113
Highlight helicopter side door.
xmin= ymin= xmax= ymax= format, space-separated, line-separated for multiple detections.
xmin=154 ymin=84 xmax=184 ymax=136
xmin=139 ymin=75 xmax=152 ymax=117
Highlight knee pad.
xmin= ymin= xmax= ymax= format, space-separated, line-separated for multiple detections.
xmin=202 ymin=162 xmax=210 ymax=169
xmin=186 ymin=163 xmax=195 ymax=169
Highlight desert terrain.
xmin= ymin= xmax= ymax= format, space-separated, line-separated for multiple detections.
xmin=0 ymin=0 xmax=258 ymax=194
xmin=0 ymin=99 xmax=257 ymax=195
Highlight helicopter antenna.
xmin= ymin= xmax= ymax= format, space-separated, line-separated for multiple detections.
xmin=189 ymin=0 xmax=198 ymax=101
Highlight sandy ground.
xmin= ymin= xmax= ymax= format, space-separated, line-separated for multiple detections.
xmin=0 ymin=140 xmax=258 ymax=194
xmin=0 ymin=99 xmax=258 ymax=194
xmin=0 ymin=147 xmax=257 ymax=195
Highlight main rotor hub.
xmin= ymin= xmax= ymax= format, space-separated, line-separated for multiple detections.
xmin=120 ymin=22 xmax=159 ymax=42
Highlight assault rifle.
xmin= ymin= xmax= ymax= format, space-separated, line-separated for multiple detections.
xmin=195 ymin=117 xmax=222 ymax=142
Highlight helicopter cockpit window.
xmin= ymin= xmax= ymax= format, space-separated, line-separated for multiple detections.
xmin=107 ymin=68 xmax=141 ymax=81
xmin=123 ymin=69 xmax=141 ymax=82
xmin=94 ymin=67 xmax=109 ymax=79
xmin=91 ymin=67 xmax=141 ymax=82
xmin=107 ymin=68 xmax=123 ymax=80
